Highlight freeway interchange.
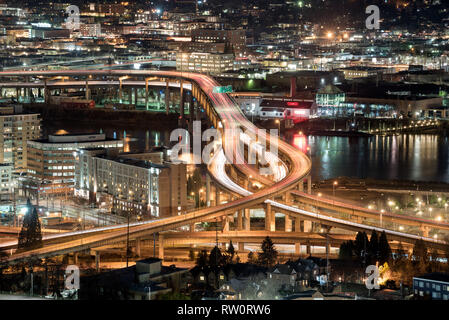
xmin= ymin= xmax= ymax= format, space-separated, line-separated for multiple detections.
xmin=0 ymin=69 xmax=448 ymax=264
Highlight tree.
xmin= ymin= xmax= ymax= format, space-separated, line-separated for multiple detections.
xmin=247 ymin=251 xmax=258 ymax=264
xmin=339 ymin=240 xmax=354 ymax=260
xmin=226 ymin=240 xmax=235 ymax=264
xmin=196 ymin=250 xmax=208 ymax=268
xmin=188 ymin=249 xmax=196 ymax=261
xmin=209 ymin=246 xmax=224 ymax=268
xmin=412 ymin=239 xmax=428 ymax=264
xmin=368 ymin=230 xmax=379 ymax=264
xmin=17 ymin=199 xmax=42 ymax=252
xmin=258 ymin=236 xmax=277 ymax=268
xmin=353 ymin=231 xmax=369 ymax=265
xmin=378 ymin=231 xmax=392 ymax=265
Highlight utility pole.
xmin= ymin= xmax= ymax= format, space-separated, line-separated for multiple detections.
xmin=126 ymin=211 xmax=130 ymax=268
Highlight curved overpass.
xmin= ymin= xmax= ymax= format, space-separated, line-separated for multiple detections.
xmin=0 ymin=69 xmax=447 ymax=264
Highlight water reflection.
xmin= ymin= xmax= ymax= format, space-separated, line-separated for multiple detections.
xmin=307 ymin=134 xmax=449 ymax=183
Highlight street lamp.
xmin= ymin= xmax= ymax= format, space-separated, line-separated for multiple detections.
xmin=332 ymin=181 xmax=338 ymax=197
xmin=275 ymin=119 xmax=280 ymax=134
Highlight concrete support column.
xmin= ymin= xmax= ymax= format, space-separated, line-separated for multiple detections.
xmin=222 ymin=216 xmax=230 ymax=232
xmin=307 ymin=175 xmax=312 ymax=194
xmin=128 ymin=87 xmax=132 ymax=105
xmin=215 ymin=186 xmax=220 ymax=206
xmin=95 ymin=251 xmax=100 ymax=272
xmin=295 ymin=243 xmax=301 ymax=255
xmin=295 ymin=218 xmax=301 ymax=232
xmin=206 ymin=174 xmax=211 ymax=207
xmin=306 ymin=245 xmax=311 ymax=255
xmin=285 ymin=214 xmax=292 ymax=232
xmin=74 ymin=252 xmax=78 ymax=265
xmin=180 ymin=80 xmax=185 ymax=120
xmin=165 ymin=82 xmax=170 ymax=115
xmin=190 ymin=223 xmax=195 ymax=232
xmin=238 ymin=242 xmax=244 ymax=252
xmin=237 ymin=210 xmax=243 ymax=231
xmin=119 ymin=80 xmax=123 ymax=101
xmin=244 ymin=208 xmax=250 ymax=231
xmin=159 ymin=234 xmax=164 ymax=260
xmin=189 ymin=90 xmax=194 ymax=123
xmin=134 ymin=87 xmax=138 ymax=105
xmin=283 ymin=191 xmax=291 ymax=204
xmin=145 ymin=79 xmax=149 ymax=109
xmin=304 ymin=220 xmax=312 ymax=233
xmin=298 ymin=180 xmax=304 ymax=192
xmin=85 ymin=80 xmax=90 ymax=100
xmin=264 ymin=203 xmax=275 ymax=232
xmin=136 ymin=238 xmax=141 ymax=257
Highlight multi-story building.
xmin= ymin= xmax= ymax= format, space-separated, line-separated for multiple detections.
xmin=74 ymin=149 xmax=187 ymax=218
xmin=176 ymin=52 xmax=234 ymax=74
xmin=80 ymin=24 xmax=101 ymax=37
xmin=26 ymin=133 xmax=123 ymax=196
xmin=413 ymin=273 xmax=449 ymax=300
xmin=191 ymin=29 xmax=246 ymax=53
xmin=0 ymin=105 xmax=41 ymax=173
xmin=0 ymin=163 xmax=13 ymax=201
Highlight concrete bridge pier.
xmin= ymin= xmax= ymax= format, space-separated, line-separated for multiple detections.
xmin=307 ymin=175 xmax=312 ymax=194
xmin=298 ymin=180 xmax=304 ymax=192
xmin=244 ymin=208 xmax=250 ymax=231
xmin=264 ymin=203 xmax=275 ymax=232
xmin=135 ymin=237 xmax=141 ymax=257
xmin=237 ymin=210 xmax=243 ymax=230
xmin=95 ymin=251 xmax=100 ymax=272
xmin=215 ymin=185 xmax=221 ymax=206
xmin=165 ymin=82 xmax=170 ymax=115
xmin=222 ymin=216 xmax=230 ymax=232
xmin=285 ymin=214 xmax=292 ymax=232
xmin=295 ymin=218 xmax=301 ymax=232
xmin=304 ymin=220 xmax=312 ymax=233
xmin=295 ymin=243 xmax=301 ymax=255
xmin=206 ymin=174 xmax=211 ymax=207
xmin=159 ymin=234 xmax=164 ymax=260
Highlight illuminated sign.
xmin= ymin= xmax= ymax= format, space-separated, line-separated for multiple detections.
xmin=287 ymin=101 xmax=299 ymax=107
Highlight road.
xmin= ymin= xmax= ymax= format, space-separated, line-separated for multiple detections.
xmin=0 ymin=69 xmax=447 ymax=264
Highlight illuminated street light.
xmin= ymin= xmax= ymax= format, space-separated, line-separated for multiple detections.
xmin=332 ymin=181 xmax=338 ymax=197
xmin=436 ymin=216 xmax=442 ymax=222
xmin=399 ymin=226 xmax=404 ymax=231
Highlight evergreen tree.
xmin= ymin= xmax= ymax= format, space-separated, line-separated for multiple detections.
xmin=196 ymin=250 xmax=209 ymax=268
xmin=412 ymin=239 xmax=428 ymax=264
xmin=258 ymin=236 xmax=278 ymax=268
xmin=17 ymin=199 xmax=42 ymax=252
xmin=368 ymin=230 xmax=379 ymax=264
xmin=226 ymin=240 xmax=235 ymax=264
xmin=339 ymin=240 xmax=354 ymax=260
xmin=247 ymin=251 xmax=258 ymax=264
xmin=353 ymin=231 xmax=369 ymax=265
xmin=378 ymin=231 xmax=392 ymax=264
xmin=209 ymin=246 xmax=223 ymax=268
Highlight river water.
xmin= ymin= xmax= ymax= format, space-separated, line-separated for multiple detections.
xmin=45 ymin=122 xmax=449 ymax=183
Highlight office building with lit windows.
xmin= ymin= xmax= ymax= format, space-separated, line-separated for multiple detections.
xmin=176 ymin=52 xmax=235 ymax=74
xmin=0 ymin=105 xmax=41 ymax=173
xmin=26 ymin=133 xmax=123 ymax=196
xmin=74 ymin=148 xmax=187 ymax=218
